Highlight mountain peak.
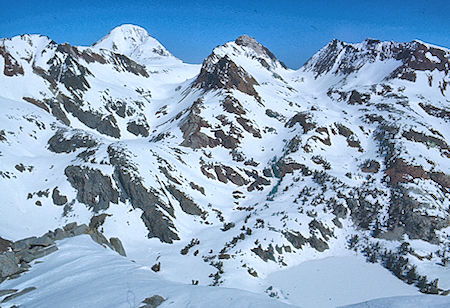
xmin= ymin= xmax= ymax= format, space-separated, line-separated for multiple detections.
xmin=234 ymin=35 xmax=286 ymax=68
xmin=303 ymin=38 xmax=450 ymax=81
xmin=235 ymin=35 xmax=260 ymax=49
xmin=92 ymin=24 xmax=177 ymax=66
xmin=203 ymin=35 xmax=287 ymax=72
xmin=93 ymin=24 xmax=151 ymax=51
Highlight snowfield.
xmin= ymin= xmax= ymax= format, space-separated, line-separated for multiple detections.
xmin=0 ymin=236 xmax=295 ymax=308
xmin=1 ymin=235 xmax=449 ymax=308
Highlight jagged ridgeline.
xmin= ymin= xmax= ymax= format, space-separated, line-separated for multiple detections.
xmin=0 ymin=24 xmax=449 ymax=294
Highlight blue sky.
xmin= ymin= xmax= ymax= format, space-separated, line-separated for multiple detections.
xmin=1 ymin=0 xmax=448 ymax=68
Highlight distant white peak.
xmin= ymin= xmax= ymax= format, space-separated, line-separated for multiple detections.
xmin=92 ymin=24 xmax=179 ymax=65
xmin=1 ymin=34 xmax=56 ymax=61
xmin=1 ymin=34 xmax=54 ymax=49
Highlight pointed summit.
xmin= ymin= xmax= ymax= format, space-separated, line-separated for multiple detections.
xmin=234 ymin=35 xmax=281 ymax=66
xmin=205 ymin=35 xmax=287 ymax=72
xmin=92 ymin=24 xmax=180 ymax=66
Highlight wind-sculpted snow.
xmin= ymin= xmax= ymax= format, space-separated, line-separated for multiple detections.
xmin=0 ymin=25 xmax=449 ymax=306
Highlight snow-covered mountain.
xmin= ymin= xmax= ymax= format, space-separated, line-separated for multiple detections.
xmin=0 ymin=24 xmax=449 ymax=307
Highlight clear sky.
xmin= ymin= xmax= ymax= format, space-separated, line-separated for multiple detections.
xmin=1 ymin=0 xmax=448 ymax=68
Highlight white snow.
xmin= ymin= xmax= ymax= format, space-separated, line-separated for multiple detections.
xmin=341 ymin=294 xmax=450 ymax=308
xmin=265 ymin=255 xmax=419 ymax=307
xmin=0 ymin=236 xmax=295 ymax=308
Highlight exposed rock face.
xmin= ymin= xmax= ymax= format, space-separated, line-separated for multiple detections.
xmin=65 ymin=166 xmax=119 ymax=212
xmin=286 ymin=112 xmax=316 ymax=132
xmin=304 ymin=38 xmax=450 ymax=79
xmin=214 ymin=165 xmax=248 ymax=186
xmin=361 ymin=160 xmax=380 ymax=173
xmin=127 ymin=121 xmax=150 ymax=137
xmin=251 ymin=244 xmax=275 ymax=262
xmin=221 ymin=96 xmax=246 ymax=115
xmin=0 ymin=46 xmax=24 ymax=76
xmin=0 ymin=252 xmax=21 ymax=278
xmin=107 ymin=147 xmax=179 ymax=243
xmin=57 ymin=95 xmax=121 ymax=138
xmin=386 ymin=186 xmax=449 ymax=243
xmin=48 ymin=129 xmax=98 ymax=153
xmin=402 ymin=129 xmax=449 ymax=158
xmin=89 ymin=213 xmax=110 ymax=229
xmin=180 ymin=99 xmax=218 ymax=149
xmin=419 ymin=103 xmax=450 ymax=121
xmin=193 ymin=55 xmax=260 ymax=100
xmin=112 ymin=166 xmax=179 ymax=243
xmin=109 ymin=237 xmax=126 ymax=256
xmin=47 ymin=46 xmax=93 ymax=92
xmin=166 ymin=184 xmax=203 ymax=215
xmin=107 ymin=52 xmax=149 ymax=77
xmin=235 ymin=35 xmax=287 ymax=69
xmin=283 ymin=231 xmax=307 ymax=249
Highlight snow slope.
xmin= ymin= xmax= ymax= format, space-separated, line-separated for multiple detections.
xmin=0 ymin=235 xmax=295 ymax=308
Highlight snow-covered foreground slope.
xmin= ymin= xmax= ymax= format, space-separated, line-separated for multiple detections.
xmin=266 ymin=255 xmax=419 ymax=307
xmin=341 ymin=295 xmax=450 ymax=308
xmin=0 ymin=235 xmax=447 ymax=308
xmin=0 ymin=24 xmax=449 ymax=306
xmin=0 ymin=235 xmax=294 ymax=308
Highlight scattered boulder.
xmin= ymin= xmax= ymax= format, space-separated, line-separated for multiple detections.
xmin=0 ymin=237 xmax=12 ymax=253
xmin=286 ymin=112 xmax=316 ymax=132
xmin=0 ymin=252 xmax=21 ymax=278
xmin=110 ymin=237 xmax=126 ymax=257
xmin=89 ymin=213 xmax=110 ymax=229
xmin=308 ymin=235 xmax=329 ymax=252
xmin=52 ymin=187 xmax=68 ymax=205
xmin=151 ymin=262 xmax=161 ymax=272
xmin=140 ymin=295 xmax=165 ymax=308
xmin=283 ymin=231 xmax=307 ymax=249
xmin=12 ymin=235 xmax=54 ymax=252
xmin=361 ymin=160 xmax=380 ymax=173
xmin=251 ymin=244 xmax=275 ymax=262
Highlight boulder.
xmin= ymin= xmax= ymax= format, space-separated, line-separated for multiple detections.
xmin=52 ymin=187 xmax=68 ymax=205
xmin=140 ymin=295 xmax=165 ymax=308
xmin=12 ymin=237 xmax=37 ymax=252
xmin=88 ymin=230 xmax=112 ymax=249
xmin=0 ymin=237 xmax=12 ymax=253
xmin=70 ymin=224 xmax=89 ymax=236
xmin=0 ymin=252 xmax=21 ymax=278
xmin=109 ymin=237 xmax=126 ymax=256
xmin=12 ymin=235 xmax=54 ymax=252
